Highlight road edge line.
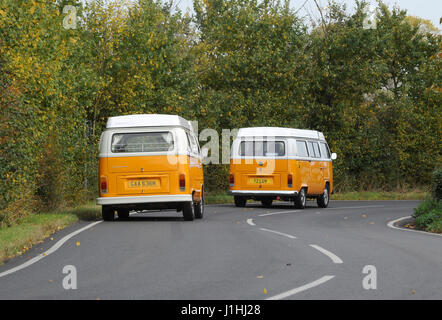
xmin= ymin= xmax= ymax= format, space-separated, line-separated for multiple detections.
xmin=0 ymin=220 xmax=102 ymax=278
xmin=387 ymin=216 xmax=442 ymax=237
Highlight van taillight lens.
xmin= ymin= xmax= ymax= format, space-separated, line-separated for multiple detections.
xmin=229 ymin=174 xmax=234 ymax=187
xmin=288 ymin=174 xmax=293 ymax=188
xmin=179 ymin=174 xmax=186 ymax=191
xmin=100 ymin=176 xmax=108 ymax=194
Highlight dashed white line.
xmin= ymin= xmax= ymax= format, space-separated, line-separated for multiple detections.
xmin=309 ymin=244 xmax=343 ymax=264
xmin=258 ymin=210 xmax=300 ymax=217
xmin=246 ymin=219 xmax=256 ymax=226
xmin=0 ymin=221 xmax=102 ymax=278
xmin=266 ymin=275 xmax=335 ymax=300
xmin=259 ymin=228 xmax=297 ymax=239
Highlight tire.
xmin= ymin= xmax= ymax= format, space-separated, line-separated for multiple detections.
xmin=117 ymin=208 xmax=130 ymax=220
xmin=102 ymin=206 xmax=115 ymax=221
xmin=194 ymin=194 xmax=204 ymax=219
xmin=234 ymin=196 xmax=247 ymax=207
xmin=294 ymin=188 xmax=307 ymax=209
xmin=182 ymin=201 xmax=195 ymax=221
xmin=317 ymin=185 xmax=330 ymax=208
xmin=261 ymin=199 xmax=273 ymax=207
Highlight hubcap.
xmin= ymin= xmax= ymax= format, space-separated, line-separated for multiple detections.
xmin=301 ymin=189 xmax=306 ymax=205
xmin=324 ymin=188 xmax=328 ymax=204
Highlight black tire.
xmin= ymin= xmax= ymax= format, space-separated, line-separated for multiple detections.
xmin=294 ymin=188 xmax=307 ymax=209
xmin=261 ymin=199 xmax=273 ymax=207
xmin=194 ymin=194 xmax=204 ymax=219
xmin=117 ymin=208 xmax=130 ymax=220
xmin=234 ymin=196 xmax=247 ymax=207
xmin=182 ymin=201 xmax=195 ymax=221
xmin=317 ymin=185 xmax=330 ymax=208
xmin=102 ymin=206 xmax=115 ymax=221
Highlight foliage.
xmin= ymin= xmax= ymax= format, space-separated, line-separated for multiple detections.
xmin=0 ymin=0 xmax=440 ymax=224
xmin=431 ymin=167 xmax=442 ymax=200
xmin=413 ymin=198 xmax=442 ymax=233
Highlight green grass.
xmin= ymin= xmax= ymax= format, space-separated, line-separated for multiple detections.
xmin=0 ymin=213 xmax=78 ymax=265
xmin=330 ymin=190 xmax=428 ymax=200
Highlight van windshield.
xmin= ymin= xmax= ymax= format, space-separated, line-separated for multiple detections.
xmin=239 ymin=141 xmax=285 ymax=157
xmin=111 ymin=132 xmax=174 ymax=153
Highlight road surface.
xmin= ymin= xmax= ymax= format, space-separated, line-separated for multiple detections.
xmin=0 ymin=200 xmax=440 ymax=299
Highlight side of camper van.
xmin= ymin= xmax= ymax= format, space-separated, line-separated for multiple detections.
xmin=229 ymin=127 xmax=336 ymax=209
xmin=96 ymin=114 xmax=204 ymax=221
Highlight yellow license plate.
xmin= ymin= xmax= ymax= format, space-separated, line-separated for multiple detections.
xmin=249 ymin=177 xmax=273 ymax=185
xmin=128 ymin=180 xmax=159 ymax=188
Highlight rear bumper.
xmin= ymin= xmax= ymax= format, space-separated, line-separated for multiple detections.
xmin=229 ymin=190 xmax=298 ymax=197
xmin=97 ymin=194 xmax=192 ymax=206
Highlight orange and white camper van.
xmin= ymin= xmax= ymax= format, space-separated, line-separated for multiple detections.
xmin=229 ymin=127 xmax=337 ymax=209
xmin=97 ymin=114 xmax=204 ymax=221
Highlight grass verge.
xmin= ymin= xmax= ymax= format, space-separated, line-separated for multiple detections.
xmin=0 ymin=203 xmax=102 ymax=266
xmin=412 ymin=198 xmax=442 ymax=234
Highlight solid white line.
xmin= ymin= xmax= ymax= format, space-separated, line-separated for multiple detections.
xmin=258 ymin=210 xmax=300 ymax=217
xmin=325 ymin=205 xmax=385 ymax=210
xmin=387 ymin=216 xmax=442 ymax=237
xmin=246 ymin=219 xmax=256 ymax=226
xmin=266 ymin=275 xmax=335 ymax=300
xmin=0 ymin=221 xmax=102 ymax=278
xmin=309 ymin=244 xmax=343 ymax=264
xmin=259 ymin=228 xmax=297 ymax=239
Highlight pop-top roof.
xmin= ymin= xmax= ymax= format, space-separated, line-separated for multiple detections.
xmin=237 ymin=127 xmax=325 ymax=140
xmin=106 ymin=114 xmax=192 ymax=131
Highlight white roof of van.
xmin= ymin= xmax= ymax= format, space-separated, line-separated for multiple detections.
xmin=106 ymin=114 xmax=192 ymax=130
xmin=237 ymin=127 xmax=325 ymax=141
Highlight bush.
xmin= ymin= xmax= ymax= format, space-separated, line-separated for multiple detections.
xmin=413 ymin=198 xmax=442 ymax=232
xmin=431 ymin=168 xmax=442 ymax=201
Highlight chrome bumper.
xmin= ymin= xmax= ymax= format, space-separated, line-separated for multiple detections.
xmin=97 ymin=194 xmax=192 ymax=206
xmin=228 ymin=190 xmax=298 ymax=197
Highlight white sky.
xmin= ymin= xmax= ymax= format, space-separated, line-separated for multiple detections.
xmin=174 ymin=0 xmax=441 ymax=31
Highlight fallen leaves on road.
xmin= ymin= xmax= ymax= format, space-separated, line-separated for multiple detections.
xmin=257 ymin=275 xmax=264 ymax=279
xmin=76 ymin=241 xmax=80 ymax=247
xmin=264 ymin=288 xmax=268 ymax=294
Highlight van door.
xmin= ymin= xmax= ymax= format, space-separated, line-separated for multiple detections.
xmin=306 ymin=141 xmax=322 ymax=194
xmin=186 ymin=131 xmax=203 ymax=197
xmin=295 ymin=140 xmax=311 ymax=190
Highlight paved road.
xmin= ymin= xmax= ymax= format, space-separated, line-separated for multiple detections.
xmin=0 ymin=200 xmax=441 ymax=299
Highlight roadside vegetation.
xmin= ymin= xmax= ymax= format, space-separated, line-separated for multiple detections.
xmin=0 ymin=1 xmax=440 ymax=230
xmin=412 ymin=169 xmax=442 ymax=233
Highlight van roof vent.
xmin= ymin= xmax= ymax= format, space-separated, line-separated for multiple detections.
xmin=106 ymin=114 xmax=192 ymax=131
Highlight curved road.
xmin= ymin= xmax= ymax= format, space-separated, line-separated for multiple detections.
xmin=0 ymin=200 xmax=440 ymax=299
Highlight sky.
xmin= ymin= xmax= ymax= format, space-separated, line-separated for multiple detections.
xmin=174 ymin=0 xmax=441 ymax=31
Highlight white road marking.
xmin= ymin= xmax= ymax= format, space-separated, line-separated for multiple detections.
xmin=325 ymin=205 xmax=384 ymax=210
xmin=387 ymin=216 xmax=442 ymax=237
xmin=258 ymin=210 xmax=300 ymax=217
xmin=309 ymin=244 xmax=343 ymax=264
xmin=0 ymin=221 xmax=102 ymax=278
xmin=259 ymin=228 xmax=297 ymax=239
xmin=246 ymin=219 xmax=256 ymax=226
xmin=266 ymin=275 xmax=335 ymax=300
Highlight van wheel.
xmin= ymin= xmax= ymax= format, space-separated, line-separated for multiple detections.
xmin=234 ymin=196 xmax=247 ymax=207
xmin=261 ymin=199 xmax=273 ymax=207
xmin=183 ymin=201 xmax=195 ymax=221
xmin=118 ymin=208 xmax=130 ymax=220
xmin=317 ymin=185 xmax=330 ymax=208
xmin=194 ymin=194 xmax=204 ymax=219
xmin=102 ymin=206 xmax=115 ymax=221
xmin=294 ymin=188 xmax=306 ymax=209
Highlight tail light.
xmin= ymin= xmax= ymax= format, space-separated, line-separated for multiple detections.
xmin=179 ymin=174 xmax=186 ymax=191
xmin=288 ymin=174 xmax=293 ymax=188
xmin=229 ymin=174 xmax=234 ymax=187
xmin=100 ymin=176 xmax=108 ymax=194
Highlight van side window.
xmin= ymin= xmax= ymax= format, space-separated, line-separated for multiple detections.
xmin=307 ymin=141 xmax=315 ymax=158
xmin=296 ymin=140 xmax=309 ymax=157
xmin=320 ymin=142 xmax=331 ymax=159
xmin=313 ymin=142 xmax=321 ymax=158
xmin=186 ymin=132 xmax=199 ymax=155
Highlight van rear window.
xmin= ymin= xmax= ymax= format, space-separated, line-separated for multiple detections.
xmin=239 ymin=141 xmax=285 ymax=157
xmin=111 ymin=132 xmax=174 ymax=153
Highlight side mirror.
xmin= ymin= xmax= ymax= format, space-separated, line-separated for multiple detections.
xmin=331 ymin=153 xmax=337 ymax=160
xmin=201 ymin=148 xmax=209 ymax=159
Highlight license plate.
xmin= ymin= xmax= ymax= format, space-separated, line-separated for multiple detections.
xmin=248 ymin=177 xmax=273 ymax=185
xmin=128 ymin=179 xmax=159 ymax=188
